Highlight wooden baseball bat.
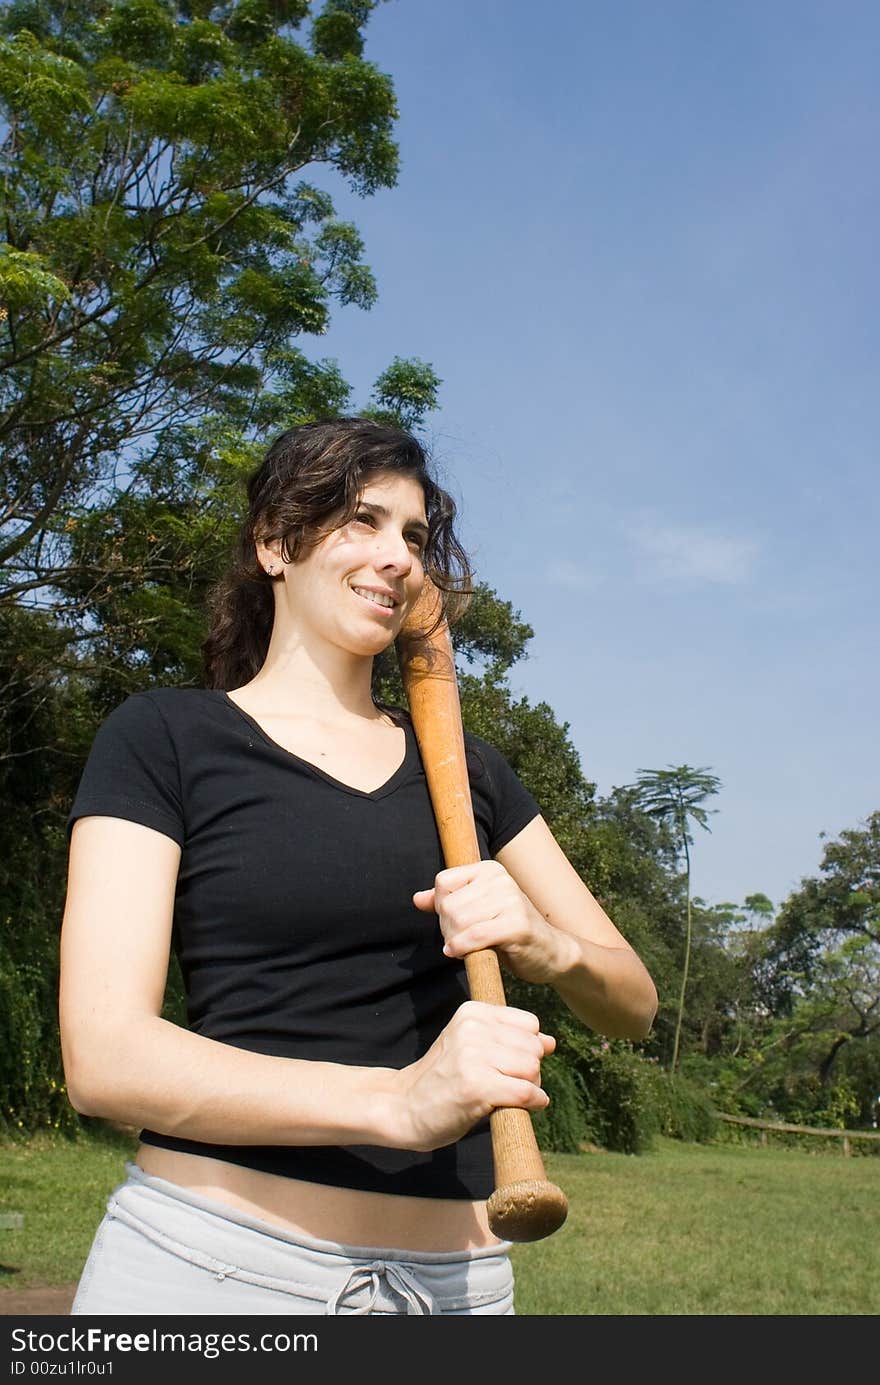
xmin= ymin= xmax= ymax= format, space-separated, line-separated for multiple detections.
xmin=395 ymin=578 xmax=568 ymax=1243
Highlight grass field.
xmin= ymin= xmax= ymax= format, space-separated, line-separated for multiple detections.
xmin=1 ymin=1126 xmax=878 ymax=1315
xmin=512 ymin=1139 xmax=879 ymax=1315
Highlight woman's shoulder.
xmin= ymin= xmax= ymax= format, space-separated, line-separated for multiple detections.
xmin=103 ymin=685 xmax=221 ymax=732
xmin=136 ymin=685 xmax=219 ymax=707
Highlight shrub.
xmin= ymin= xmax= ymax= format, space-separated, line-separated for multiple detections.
xmin=644 ymin=1066 xmax=718 ymax=1143
xmin=558 ymin=1027 xmax=659 ymax=1155
xmin=0 ymin=933 xmax=76 ymax=1139
xmin=532 ymin=1052 xmax=593 ymax=1153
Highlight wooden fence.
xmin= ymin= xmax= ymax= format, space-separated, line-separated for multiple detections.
xmin=716 ymin=1112 xmax=880 ymax=1155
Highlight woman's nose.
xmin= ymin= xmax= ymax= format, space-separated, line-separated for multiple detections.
xmin=374 ymin=529 xmax=414 ymax=572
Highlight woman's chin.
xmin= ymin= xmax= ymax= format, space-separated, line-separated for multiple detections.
xmin=338 ymin=628 xmax=398 ymax=658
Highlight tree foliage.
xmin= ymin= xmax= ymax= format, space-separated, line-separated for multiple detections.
xmin=628 ymin=765 xmax=721 ymax=1072
xmin=742 ymin=813 xmax=880 ymax=1123
xmin=0 ymin=0 xmax=442 ymax=1135
xmin=769 ymin=812 xmax=880 ymax=994
xmin=0 ymin=0 xmax=401 ymax=635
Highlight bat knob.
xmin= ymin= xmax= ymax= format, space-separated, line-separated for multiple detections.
xmin=487 ymin=1178 xmax=569 ymax=1243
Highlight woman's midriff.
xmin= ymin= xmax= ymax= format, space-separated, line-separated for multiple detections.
xmin=135 ymin=1144 xmax=502 ymax=1253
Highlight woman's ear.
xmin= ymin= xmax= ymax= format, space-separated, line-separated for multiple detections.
xmin=254 ymin=535 xmax=282 ymax=575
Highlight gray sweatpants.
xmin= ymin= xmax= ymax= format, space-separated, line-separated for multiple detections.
xmin=71 ymin=1163 xmax=515 ymax=1316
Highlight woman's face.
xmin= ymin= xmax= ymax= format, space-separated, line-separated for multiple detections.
xmin=264 ymin=471 xmax=429 ymax=656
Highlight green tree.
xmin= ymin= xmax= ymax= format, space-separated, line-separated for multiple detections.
xmin=577 ymin=783 xmax=685 ymax=1051
xmin=0 ymin=0 xmax=445 ymax=1133
xmin=748 ymin=813 xmax=880 ymax=1122
xmin=697 ymin=896 xmax=774 ymax=1047
xmin=767 ymin=812 xmax=880 ymax=999
xmin=0 ymin=0 xmax=407 ymax=655
xmin=629 ymin=765 xmax=721 ymax=1073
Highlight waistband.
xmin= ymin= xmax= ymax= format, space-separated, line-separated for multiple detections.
xmin=105 ymin=1163 xmax=513 ymax=1314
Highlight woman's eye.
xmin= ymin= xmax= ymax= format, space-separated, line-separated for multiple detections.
xmin=353 ymin=513 xmax=425 ymax=554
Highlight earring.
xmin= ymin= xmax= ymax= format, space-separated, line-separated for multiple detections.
xmin=265 ymin=565 xmax=276 ymax=576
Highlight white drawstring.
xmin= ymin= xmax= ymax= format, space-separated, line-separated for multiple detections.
xmin=325 ymin=1260 xmax=437 ymax=1315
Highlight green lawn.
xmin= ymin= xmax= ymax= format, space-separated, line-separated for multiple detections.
xmin=1 ymin=1128 xmax=877 ymax=1314
xmin=513 ymin=1139 xmax=879 ymax=1314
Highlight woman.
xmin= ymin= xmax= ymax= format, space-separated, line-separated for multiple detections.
xmin=60 ymin=416 xmax=657 ymax=1316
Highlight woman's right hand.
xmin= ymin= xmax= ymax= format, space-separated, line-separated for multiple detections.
xmin=392 ymin=1000 xmax=556 ymax=1152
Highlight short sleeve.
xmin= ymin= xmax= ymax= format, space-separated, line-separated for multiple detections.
xmin=66 ymin=692 xmax=185 ymax=848
xmin=466 ymin=734 xmax=542 ymax=855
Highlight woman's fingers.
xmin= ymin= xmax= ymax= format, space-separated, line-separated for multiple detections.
xmin=414 ymin=866 xmax=558 ymax=983
xmin=396 ymin=1001 xmax=556 ymax=1151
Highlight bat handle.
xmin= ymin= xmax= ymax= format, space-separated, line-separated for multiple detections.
xmin=465 ymin=950 xmax=569 ymax=1242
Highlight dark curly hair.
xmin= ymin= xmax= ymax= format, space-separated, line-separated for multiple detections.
xmin=201 ymin=417 xmax=474 ymax=691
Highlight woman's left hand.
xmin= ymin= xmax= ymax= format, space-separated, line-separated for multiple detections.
xmin=413 ymin=861 xmax=566 ymax=985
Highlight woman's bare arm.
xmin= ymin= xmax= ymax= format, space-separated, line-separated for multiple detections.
xmin=414 ymin=814 xmax=658 ymax=1040
xmin=494 ymin=815 xmax=659 ymax=1039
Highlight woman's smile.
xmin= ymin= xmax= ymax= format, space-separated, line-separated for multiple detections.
xmin=350 ymin=585 xmax=400 ymax=617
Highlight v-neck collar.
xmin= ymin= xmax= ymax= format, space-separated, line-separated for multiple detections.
xmin=214 ymin=691 xmax=416 ymax=801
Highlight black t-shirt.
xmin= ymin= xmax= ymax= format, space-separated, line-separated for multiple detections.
xmin=66 ymin=687 xmax=542 ymax=1200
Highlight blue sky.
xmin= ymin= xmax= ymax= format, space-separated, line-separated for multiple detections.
xmin=312 ymin=0 xmax=879 ymax=913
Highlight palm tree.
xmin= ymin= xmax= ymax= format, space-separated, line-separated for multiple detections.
xmin=630 ymin=765 xmax=722 ymax=1073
